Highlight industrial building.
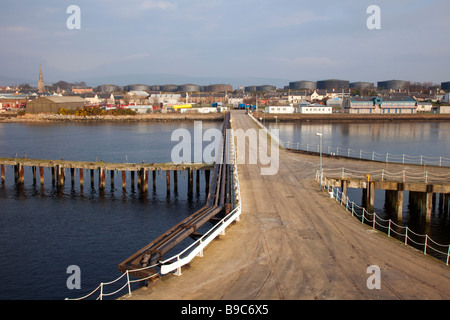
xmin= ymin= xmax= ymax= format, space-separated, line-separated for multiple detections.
xmin=297 ymin=103 xmax=332 ymax=114
xmin=289 ymin=81 xmax=317 ymax=91
xmin=265 ymin=106 xmax=295 ymax=114
xmin=441 ymin=81 xmax=450 ymax=92
xmin=317 ymin=79 xmax=349 ymax=91
xmin=343 ymin=96 xmax=417 ymax=114
xmin=26 ymin=96 xmax=88 ymax=114
xmin=377 ymin=80 xmax=410 ymax=91
xmin=245 ymin=86 xmax=256 ymax=92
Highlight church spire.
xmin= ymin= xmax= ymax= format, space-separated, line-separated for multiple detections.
xmin=38 ymin=65 xmax=45 ymax=93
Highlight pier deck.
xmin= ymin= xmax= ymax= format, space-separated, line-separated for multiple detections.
xmin=122 ymin=111 xmax=450 ymax=300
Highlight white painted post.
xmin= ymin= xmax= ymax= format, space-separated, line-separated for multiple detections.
xmin=388 ymin=220 xmax=391 ymax=237
xmin=405 ymin=228 xmax=408 ymax=245
xmin=372 ymin=212 xmax=376 ymax=229
xmin=126 ymin=271 xmax=131 ymax=296
xmin=424 ymin=235 xmax=428 ymax=255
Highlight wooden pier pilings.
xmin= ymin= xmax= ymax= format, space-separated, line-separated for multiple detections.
xmin=0 ymin=157 xmax=213 ymax=196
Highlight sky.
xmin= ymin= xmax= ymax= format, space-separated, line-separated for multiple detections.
xmin=0 ymin=0 xmax=449 ymax=87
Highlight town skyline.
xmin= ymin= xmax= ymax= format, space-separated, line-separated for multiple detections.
xmin=1 ymin=0 xmax=449 ymax=87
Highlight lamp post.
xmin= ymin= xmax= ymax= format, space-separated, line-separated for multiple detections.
xmin=316 ymin=133 xmax=323 ymax=191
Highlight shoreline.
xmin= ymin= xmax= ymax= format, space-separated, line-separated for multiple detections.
xmin=251 ymin=112 xmax=450 ymax=123
xmin=0 ymin=113 xmax=225 ymax=123
xmin=0 ymin=112 xmax=449 ymax=123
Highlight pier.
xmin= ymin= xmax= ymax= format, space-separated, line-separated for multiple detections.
xmin=120 ymin=111 xmax=450 ymax=300
xmin=117 ymin=113 xmax=237 ymax=280
xmin=0 ymin=157 xmax=213 ymax=195
xmin=321 ymin=170 xmax=450 ymax=221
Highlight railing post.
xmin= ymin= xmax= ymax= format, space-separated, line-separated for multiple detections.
xmin=405 ymin=228 xmax=408 ymax=245
xmin=126 ymin=270 xmax=131 ymax=296
xmin=386 ymin=153 xmax=389 ymax=163
xmin=99 ymin=283 xmax=103 ymax=301
xmin=372 ymin=212 xmax=376 ymax=229
xmin=362 ymin=209 xmax=365 ymax=224
xmin=388 ymin=220 xmax=391 ymax=237
xmin=447 ymin=246 xmax=450 ymax=266
xmin=174 ymin=256 xmax=182 ymax=276
xmin=351 ymin=202 xmax=354 ymax=217
xmin=424 ymin=235 xmax=428 ymax=255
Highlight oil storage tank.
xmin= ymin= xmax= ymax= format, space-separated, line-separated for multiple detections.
xmin=377 ymin=80 xmax=410 ymax=91
xmin=204 ymin=84 xmax=233 ymax=92
xmin=160 ymin=84 xmax=179 ymax=92
xmin=289 ymin=81 xmax=317 ymax=91
xmin=317 ymin=79 xmax=349 ymax=90
xmin=178 ymin=84 xmax=201 ymax=92
xmin=441 ymin=81 xmax=450 ymax=92
xmin=124 ymin=84 xmax=151 ymax=92
xmin=350 ymin=82 xmax=375 ymax=90
xmin=96 ymin=84 xmax=121 ymax=93
xmin=256 ymin=85 xmax=276 ymax=92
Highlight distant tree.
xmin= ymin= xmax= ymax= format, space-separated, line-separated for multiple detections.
xmin=19 ymin=83 xmax=32 ymax=90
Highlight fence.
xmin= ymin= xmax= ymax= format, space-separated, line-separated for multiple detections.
xmin=319 ymin=167 xmax=450 ymax=184
xmin=284 ymin=141 xmax=450 ymax=167
xmin=67 ymin=125 xmax=242 ymax=300
xmin=316 ymin=172 xmax=450 ymax=266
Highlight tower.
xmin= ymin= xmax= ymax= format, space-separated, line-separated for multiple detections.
xmin=38 ymin=65 xmax=45 ymax=93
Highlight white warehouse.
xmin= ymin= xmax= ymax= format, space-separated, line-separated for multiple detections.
xmin=265 ymin=106 xmax=295 ymax=114
xmin=297 ymin=103 xmax=332 ymax=114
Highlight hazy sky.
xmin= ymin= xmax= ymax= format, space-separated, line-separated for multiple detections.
xmin=1 ymin=0 xmax=449 ymax=86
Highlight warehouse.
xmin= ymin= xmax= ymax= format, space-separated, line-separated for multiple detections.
xmin=343 ymin=96 xmax=417 ymax=114
xmin=26 ymin=96 xmax=88 ymax=114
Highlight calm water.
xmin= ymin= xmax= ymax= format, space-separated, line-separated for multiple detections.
xmin=0 ymin=122 xmax=219 ymax=300
xmin=0 ymin=121 xmax=449 ymax=300
xmin=268 ymin=121 xmax=450 ymax=260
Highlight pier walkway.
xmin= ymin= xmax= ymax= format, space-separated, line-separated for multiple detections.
xmin=123 ymin=111 xmax=450 ymax=300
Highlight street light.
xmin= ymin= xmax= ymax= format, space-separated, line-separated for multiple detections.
xmin=316 ymin=133 xmax=323 ymax=191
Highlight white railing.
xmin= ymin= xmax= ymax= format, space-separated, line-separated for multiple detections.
xmin=67 ymin=121 xmax=242 ymax=300
xmin=316 ymin=172 xmax=450 ymax=266
xmin=320 ymin=167 xmax=450 ymax=184
xmin=285 ymin=141 xmax=450 ymax=167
